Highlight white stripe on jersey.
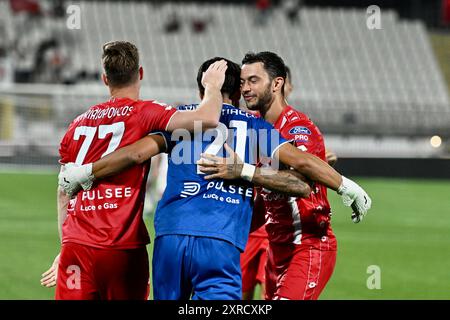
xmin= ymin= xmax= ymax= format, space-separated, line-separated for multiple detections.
xmin=311 ymin=240 xmax=322 ymax=299
xmin=280 ymin=116 xmax=288 ymax=128
xmin=303 ymin=247 xmax=313 ymax=300
xmin=274 ymin=296 xmax=290 ymax=300
xmin=288 ymin=196 xmax=302 ymax=244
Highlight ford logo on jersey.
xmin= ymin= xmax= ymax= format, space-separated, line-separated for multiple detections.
xmin=289 ymin=126 xmax=311 ymax=135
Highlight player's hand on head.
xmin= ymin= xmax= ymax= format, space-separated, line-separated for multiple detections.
xmin=40 ymin=253 xmax=60 ymax=288
xmin=197 ymin=143 xmax=243 ymax=180
xmin=337 ymin=176 xmax=372 ymax=223
xmin=201 ymin=60 xmax=228 ymax=90
xmin=58 ymin=162 xmax=95 ymax=197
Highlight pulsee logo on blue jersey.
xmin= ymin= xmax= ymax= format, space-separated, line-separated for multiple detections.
xmin=289 ymin=126 xmax=311 ymax=135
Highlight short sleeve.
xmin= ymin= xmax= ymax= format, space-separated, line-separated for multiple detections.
xmin=59 ymin=133 xmax=71 ymax=164
xmin=140 ymin=101 xmax=178 ymax=133
xmin=147 ymin=105 xmax=194 ymax=153
xmin=58 ymin=121 xmax=76 ymax=164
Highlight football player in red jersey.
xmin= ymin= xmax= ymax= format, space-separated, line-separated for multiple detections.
xmin=198 ymin=51 xmax=370 ymax=300
xmin=240 ymin=64 xmax=338 ymax=300
xmin=40 ymin=41 xmax=228 ymax=299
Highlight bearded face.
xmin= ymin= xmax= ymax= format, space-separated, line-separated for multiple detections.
xmin=240 ymin=62 xmax=275 ymax=113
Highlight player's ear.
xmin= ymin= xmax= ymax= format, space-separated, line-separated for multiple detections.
xmin=102 ymin=73 xmax=108 ymax=86
xmin=272 ymin=77 xmax=284 ymax=93
xmin=139 ymin=67 xmax=144 ymax=80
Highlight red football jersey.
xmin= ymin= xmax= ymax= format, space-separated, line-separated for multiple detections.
xmin=59 ymin=97 xmax=177 ymax=249
xmin=250 ymin=187 xmax=268 ymax=238
xmin=250 ymin=225 xmax=268 ymax=238
xmin=261 ymin=105 xmax=337 ymax=249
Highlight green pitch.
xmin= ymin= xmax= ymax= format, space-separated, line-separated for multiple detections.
xmin=1 ymin=172 xmax=449 ymax=299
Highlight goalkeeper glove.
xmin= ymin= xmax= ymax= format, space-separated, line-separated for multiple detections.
xmin=337 ymin=176 xmax=372 ymax=223
xmin=58 ymin=162 xmax=94 ymax=197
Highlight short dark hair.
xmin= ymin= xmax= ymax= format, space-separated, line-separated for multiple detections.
xmin=196 ymin=57 xmax=241 ymax=99
xmin=102 ymin=41 xmax=140 ymax=88
xmin=242 ymin=51 xmax=287 ymax=81
xmin=285 ymin=65 xmax=291 ymax=83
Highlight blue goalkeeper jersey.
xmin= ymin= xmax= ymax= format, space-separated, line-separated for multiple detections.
xmin=154 ymin=103 xmax=289 ymax=250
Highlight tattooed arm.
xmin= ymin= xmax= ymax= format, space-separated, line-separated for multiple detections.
xmin=250 ymin=167 xmax=310 ymax=197
xmin=197 ymin=144 xmax=311 ymax=198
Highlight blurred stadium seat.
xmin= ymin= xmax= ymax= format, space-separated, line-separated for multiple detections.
xmin=0 ymin=1 xmax=449 ymax=167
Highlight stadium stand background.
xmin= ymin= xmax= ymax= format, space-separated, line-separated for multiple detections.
xmin=0 ymin=0 xmax=449 ymax=176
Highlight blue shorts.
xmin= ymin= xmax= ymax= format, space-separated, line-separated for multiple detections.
xmin=152 ymin=234 xmax=242 ymax=300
